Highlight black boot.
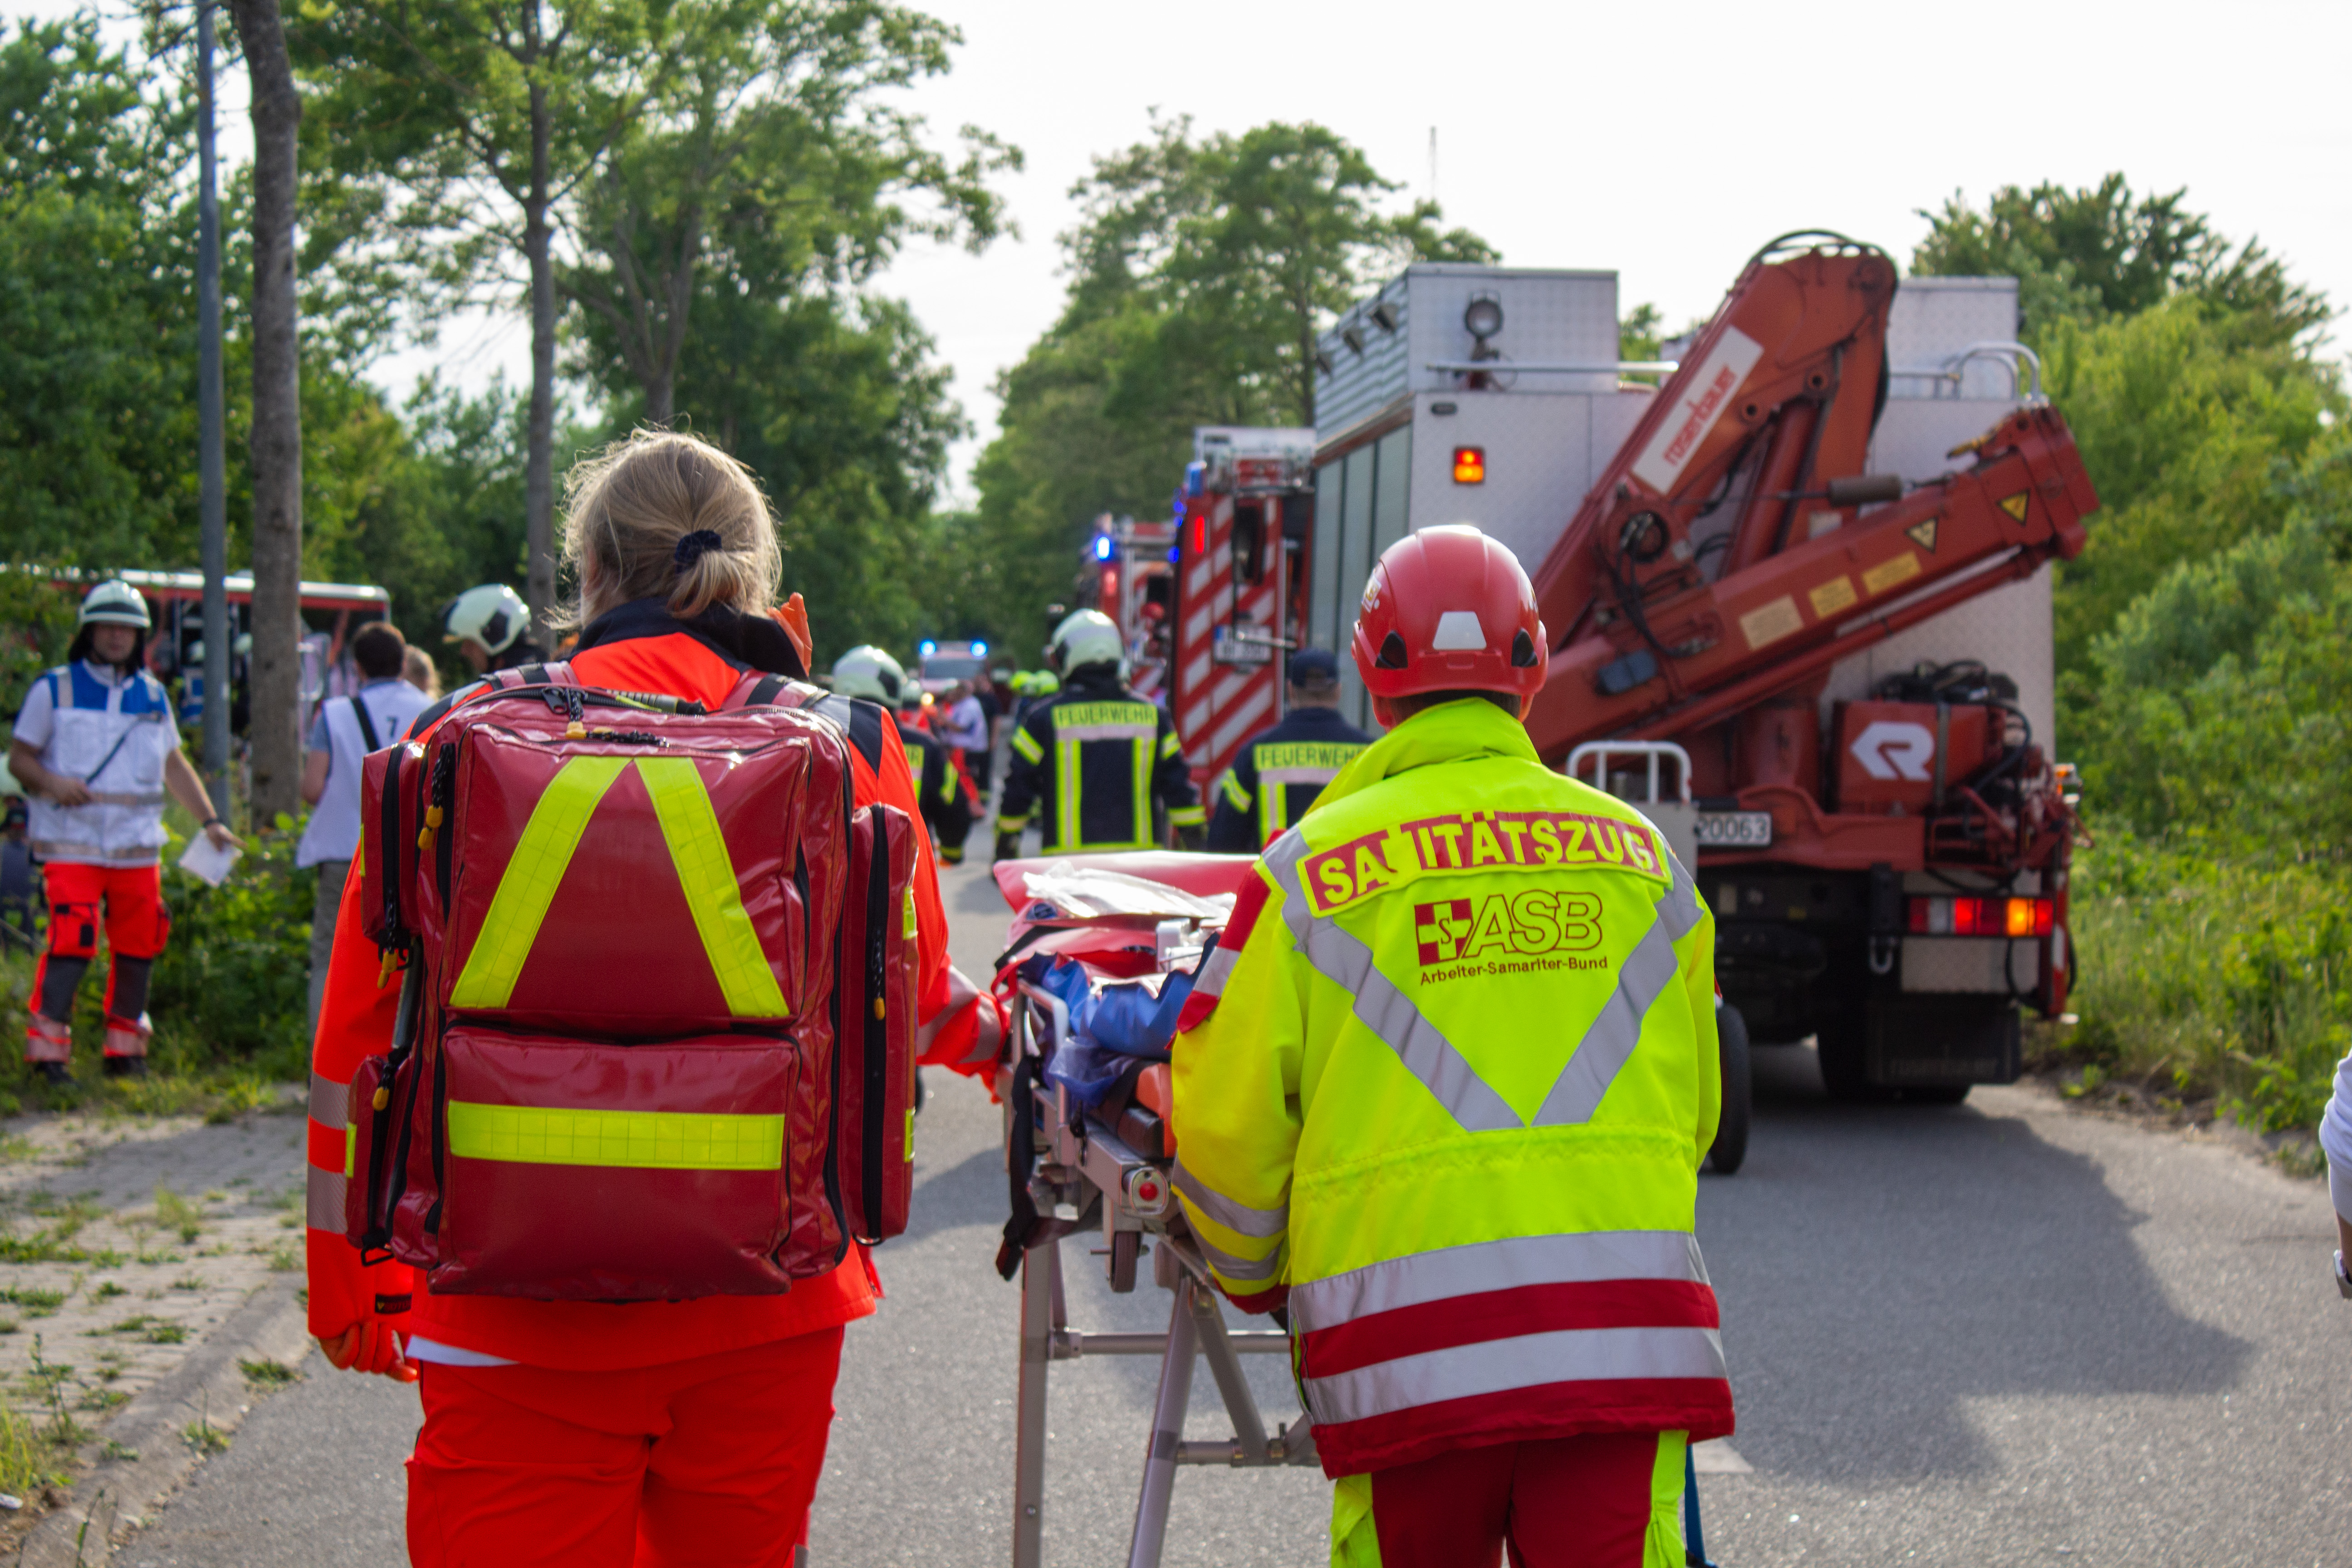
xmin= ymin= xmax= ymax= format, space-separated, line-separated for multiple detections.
xmin=102 ymin=1056 xmax=147 ymax=1080
xmin=36 ymin=1062 xmax=75 ymax=1087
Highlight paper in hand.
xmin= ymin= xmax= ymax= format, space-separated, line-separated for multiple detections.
xmin=177 ymin=833 xmax=242 ymax=888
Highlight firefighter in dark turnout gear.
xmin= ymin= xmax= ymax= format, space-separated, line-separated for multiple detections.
xmin=833 ymin=646 xmax=976 ymax=865
xmin=995 ymin=610 xmax=1203 ymax=861
xmin=1205 ymin=647 xmax=1372 ymax=853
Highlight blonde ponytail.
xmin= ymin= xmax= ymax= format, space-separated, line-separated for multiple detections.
xmin=557 ymin=430 xmax=782 ymax=628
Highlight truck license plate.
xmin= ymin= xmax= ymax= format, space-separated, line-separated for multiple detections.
xmin=1211 ymin=624 xmax=1274 ymax=665
xmin=1695 ymin=811 xmax=1773 ymax=848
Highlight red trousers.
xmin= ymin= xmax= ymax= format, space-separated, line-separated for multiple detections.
xmin=407 ymin=1329 xmax=843 ymax=1568
xmin=27 ymin=860 xmax=167 ymax=1061
xmin=1336 ymin=1431 xmax=1687 ymax=1568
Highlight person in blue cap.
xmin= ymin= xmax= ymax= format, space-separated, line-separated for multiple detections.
xmin=1205 ymin=647 xmax=1373 ymax=853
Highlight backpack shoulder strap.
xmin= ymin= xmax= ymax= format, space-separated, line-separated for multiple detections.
xmin=722 ymin=672 xmax=794 ymax=711
xmin=405 ymin=660 xmax=579 ymax=742
xmin=482 ymin=660 xmax=575 ymax=692
xmin=347 ymin=693 xmax=382 ymax=753
xmin=723 ymin=673 xmax=887 ymax=770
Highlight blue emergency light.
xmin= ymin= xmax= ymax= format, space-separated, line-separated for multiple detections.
xmin=972 ymin=641 xmax=988 ymax=658
xmin=919 ymin=639 xmax=937 ymax=658
xmin=1093 ymin=535 xmax=1114 ymax=561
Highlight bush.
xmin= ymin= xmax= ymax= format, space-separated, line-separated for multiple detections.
xmin=143 ymin=823 xmax=314 ymax=1080
xmin=2061 ymin=828 xmax=2350 ymax=1132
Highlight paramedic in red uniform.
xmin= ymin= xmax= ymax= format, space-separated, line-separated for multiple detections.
xmin=10 ymin=581 xmax=241 ymax=1083
xmin=304 ymin=431 xmax=998 ymax=1567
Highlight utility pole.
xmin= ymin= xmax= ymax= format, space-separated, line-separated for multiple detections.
xmin=196 ymin=0 xmax=231 ymax=819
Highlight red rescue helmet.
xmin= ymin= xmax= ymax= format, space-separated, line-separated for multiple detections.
xmin=1350 ymin=524 xmax=1547 ymax=715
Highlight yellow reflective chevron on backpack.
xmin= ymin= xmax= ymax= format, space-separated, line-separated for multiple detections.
xmin=449 ymin=754 xmax=788 ymax=1018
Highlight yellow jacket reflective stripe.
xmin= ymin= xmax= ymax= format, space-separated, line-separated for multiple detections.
xmin=451 ymin=754 xmax=789 ymax=1019
xmin=446 ymin=1101 xmax=785 ymax=1170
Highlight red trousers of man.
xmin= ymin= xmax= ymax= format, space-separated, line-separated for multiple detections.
xmin=1336 ymin=1431 xmax=1688 ymax=1568
xmin=407 ymin=1329 xmax=843 ymax=1568
xmin=26 ymin=861 xmax=168 ymax=1063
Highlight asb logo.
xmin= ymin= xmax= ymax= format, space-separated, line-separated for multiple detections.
xmin=1413 ymin=890 xmax=1604 ymax=967
xmin=1848 ymin=720 xmax=1935 ymax=782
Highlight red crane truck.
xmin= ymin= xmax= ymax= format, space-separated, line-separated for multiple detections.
xmin=1162 ymin=236 xmax=2096 ymax=1112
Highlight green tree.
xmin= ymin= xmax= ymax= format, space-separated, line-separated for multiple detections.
xmin=2073 ymin=427 xmax=2352 ymax=838
xmin=2039 ymin=298 xmax=2341 ymax=671
xmin=585 ymin=282 xmax=964 ymax=666
xmin=965 ymin=118 xmax=1493 ymax=648
xmin=1914 ymin=173 xmax=2329 ymax=348
xmin=0 ymin=17 xmax=201 ymax=567
xmin=561 ymin=0 xmax=1013 ymax=426
xmin=294 ymin=0 xmax=661 ymax=637
xmin=228 ymin=0 xmax=307 ymax=819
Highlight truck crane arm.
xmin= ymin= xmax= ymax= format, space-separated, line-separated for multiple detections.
xmin=1521 ymin=233 xmax=2100 ymax=760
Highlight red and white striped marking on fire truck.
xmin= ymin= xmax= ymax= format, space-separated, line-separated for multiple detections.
xmin=1171 ymin=491 xmax=1281 ymax=789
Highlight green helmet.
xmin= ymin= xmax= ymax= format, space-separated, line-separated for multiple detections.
xmin=77 ymin=579 xmax=152 ymax=630
xmin=1048 ymin=610 xmax=1122 ymax=676
xmin=831 ymin=644 xmax=907 ymax=705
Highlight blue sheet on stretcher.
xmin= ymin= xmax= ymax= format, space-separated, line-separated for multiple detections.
xmin=1025 ymin=951 xmax=1204 ymax=1109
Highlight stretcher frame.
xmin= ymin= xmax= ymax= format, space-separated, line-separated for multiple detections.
xmin=1002 ymin=980 xmax=1319 ymax=1568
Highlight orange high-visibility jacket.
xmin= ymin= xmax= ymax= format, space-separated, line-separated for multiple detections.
xmin=303 ymin=601 xmax=990 ymax=1367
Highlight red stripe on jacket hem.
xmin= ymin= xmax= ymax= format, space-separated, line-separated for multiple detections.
xmin=1308 ymin=1376 xmax=1735 ymax=1478
xmin=1302 ymin=1279 xmax=1720 ymax=1378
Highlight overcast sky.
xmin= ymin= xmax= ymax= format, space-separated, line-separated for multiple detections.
xmin=34 ymin=0 xmax=2349 ymax=499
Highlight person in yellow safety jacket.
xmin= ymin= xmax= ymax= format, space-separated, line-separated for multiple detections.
xmin=994 ymin=610 xmax=1204 ymax=860
xmin=832 ymin=644 xmax=975 ymax=865
xmin=1170 ymin=524 xmax=1731 ymax=1568
xmin=1205 ymin=647 xmax=1372 ymax=853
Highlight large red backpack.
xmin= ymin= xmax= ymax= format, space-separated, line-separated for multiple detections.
xmin=342 ymin=664 xmax=918 ymax=1301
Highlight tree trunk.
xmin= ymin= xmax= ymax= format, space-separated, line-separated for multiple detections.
xmin=523 ymin=73 xmax=558 ymax=644
xmin=229 ymin=0 xmax=304 ymax=825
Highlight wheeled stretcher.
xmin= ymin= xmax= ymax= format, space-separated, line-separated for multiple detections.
xmin=986 ymin=853 xmax=1720 ymax=1568
xmin=989 ymin=853 xmax=1311 ymax=1568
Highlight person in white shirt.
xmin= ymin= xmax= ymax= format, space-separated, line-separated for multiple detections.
xmin=296 ymin=622 xmax=431 ymax=1030
xmin=2318 ymin=1048 xmax=2352 ymax=1300
xmin=7 ymin=582 xmax=240 ymax=1083
xmin=935 ymin=680 xmax=992 ymax=805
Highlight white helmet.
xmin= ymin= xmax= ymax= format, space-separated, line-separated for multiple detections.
xmin=1048 ymin=609 xmax=1123 ymax=675
xmin=442 ymin=583 xmax=528 ymax=654
xmin=78 ymin=580 xmax=152 ymax=630
xmin=831 ymin=645 xmax=907 ymax=705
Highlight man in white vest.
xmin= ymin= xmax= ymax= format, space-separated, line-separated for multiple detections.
xmin=7 ymin=582 xmax=241 ymax=1083
xmin=296 ymin=621 xmax=430 ymax=1029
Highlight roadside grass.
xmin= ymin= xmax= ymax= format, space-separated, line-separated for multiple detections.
xmin=2039 ymin=827 xmax=2349 ymax=1155
xmin=0 ymin=1400 xmax=71 ymax=1497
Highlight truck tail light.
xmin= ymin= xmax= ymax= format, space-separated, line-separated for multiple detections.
xmin=1192 ymin=514 xmax=1206 ymax=555
xmin=1906 ymin=896 xmax=2055 ymax=937
xmin=1453 ymin=446 xmax=1485 ymax=484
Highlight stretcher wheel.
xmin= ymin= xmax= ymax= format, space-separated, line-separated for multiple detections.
xmin=1108 ymin=1229 xmax=1140 ymax=1293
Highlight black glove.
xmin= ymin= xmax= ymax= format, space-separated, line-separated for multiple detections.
xmin=994 ymin=833 xmax=1022 ymax=864
xmin=1174 ymin=824 xmax=1205 ymax=853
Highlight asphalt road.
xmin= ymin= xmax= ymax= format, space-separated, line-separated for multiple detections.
xmin=126 ymin=858 xmax=2350 ymax=1566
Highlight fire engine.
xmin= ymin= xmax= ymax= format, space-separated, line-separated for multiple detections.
xmin=1145 ymin=235 xmax=2095 ymax=1105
